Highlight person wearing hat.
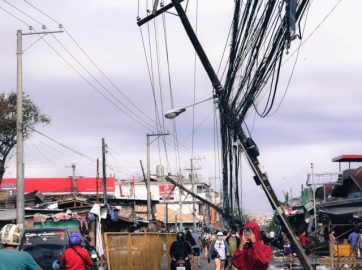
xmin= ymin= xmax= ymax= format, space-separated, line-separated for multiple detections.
xmin=0 ymin=224 xmax=42 ymax=270
xmin=208 ymin=231 xmax=230 ymax=270
xmin=231 ymin=222 xmax=272 ymax=270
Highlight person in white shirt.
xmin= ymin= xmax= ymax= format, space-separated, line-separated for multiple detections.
xmin=208 ymin=231 xmax=229 ymax=270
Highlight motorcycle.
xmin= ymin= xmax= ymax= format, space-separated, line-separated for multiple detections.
xmin=171 ymin=257 xmax=190 ymax=270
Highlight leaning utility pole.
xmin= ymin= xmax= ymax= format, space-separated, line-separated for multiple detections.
xmin=137 ymin=2 xmax=312 ymax=269
xmin=16 ymin=27 xmax=63 ymax=226
xmin=102 ymin=138 xmax=107 ymax=204
xmin=165 ymin=176 xmax=231 ymax=220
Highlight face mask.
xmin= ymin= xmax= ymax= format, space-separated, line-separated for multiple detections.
xmin=217 ymin=236 xmax=222 ymax=240
xmin=231 ymin=234 xmax=236 ymax=237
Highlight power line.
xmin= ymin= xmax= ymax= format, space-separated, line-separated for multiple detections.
xmin=2 ymin=0 xmax=43 ymax=26
xmin=283 ymin=0 xmax=344 ymax=65
xmin=0 ymin=5 xmax=31 ymax=26
xmin=30 ymin=127 xmax=134 ymax=176
xmin=22 ymin=0 xmax=60 ymax=25
xmin=41 ymin=37 xmax=155 ymax=131
xmin=49 ymin=33 xmax=157 ymax=130
xmin=28 ymin=139 xmax=61 ymax=168
xmin=11 ymin=0 xmax=209 ymax=178
xmin=4 ymin=1 xmax=158 ymax=131
xmin=22 ymin=0 xmax=157 ymax=125
xmin=191 ymin=0 xmax=199 ymax=160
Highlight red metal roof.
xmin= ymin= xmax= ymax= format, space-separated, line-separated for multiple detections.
xmin=332 ymin=155 xmax=362 ymax=162
xmin=0 ymin=177 xmax=115 ymax=193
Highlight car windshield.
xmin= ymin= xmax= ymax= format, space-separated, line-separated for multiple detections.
xmin=21 ymin=230 xmax=67 ymax=249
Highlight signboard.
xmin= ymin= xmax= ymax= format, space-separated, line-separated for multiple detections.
xmin=0 ymin=177 xmax=115 ymax=194
xmin=159 ymin=184 xmax=174 ymax=201
xmin=304 ymin=201 xmax=314 ymax=212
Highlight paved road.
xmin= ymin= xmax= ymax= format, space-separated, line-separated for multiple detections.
xmin=161 ymin=254 xmax=301 ymax=270
xmin=161 ymin=255 xmax=214 ymax=270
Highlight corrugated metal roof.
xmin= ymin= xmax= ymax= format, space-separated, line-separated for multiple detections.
xmin=320 ymin=206 xmax=362 ymax=216
xmin=332 ymin=155 xmax=362 ymax=162
xmin=0 ymin=209 xmax=16 ymax=221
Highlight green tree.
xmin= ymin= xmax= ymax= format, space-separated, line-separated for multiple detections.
xmin=0 ymin=92 xmax=50 ymax=183
xmin=267 ymin=212 xmax=279 ymax=233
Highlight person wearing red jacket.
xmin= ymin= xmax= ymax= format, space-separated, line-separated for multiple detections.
xmin=297 ymin=232 xmax=310 ymax=248
xmin=231 ymin=222 xmax=272 ymax=270
xmin=53 ymin=232 xmax=93 ymax=270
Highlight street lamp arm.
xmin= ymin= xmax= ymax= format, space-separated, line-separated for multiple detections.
xmin=164 ymin=96 xmax=215 ymax=119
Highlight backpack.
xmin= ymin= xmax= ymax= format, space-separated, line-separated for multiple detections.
xmin=201 ymin=233 xmax=210 ymax=246
xmin=210 ymin=247 xmax=219 ymax=259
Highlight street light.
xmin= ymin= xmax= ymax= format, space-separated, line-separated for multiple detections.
xmin=164 ymin=108 xmax=186 ymax=119
xmin=165 ymin=96 xmax=215 ymax=230
xmin=164 ymin=96 xmax=215 ymax=119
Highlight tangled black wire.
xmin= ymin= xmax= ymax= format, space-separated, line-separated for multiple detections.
xmin=219 ymin=0 xmax=310 ymax=225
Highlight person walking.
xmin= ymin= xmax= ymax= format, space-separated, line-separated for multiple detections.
xmin=282 ymin=232 xmax=293 ymax=263
xmin=232 ymin=222 xmax=272 ymax=270
xmin=226 ymin=231 xmax=240 ymax=270
xmin=201 ymin=229 xmax=212 ymax=258
xmin=357 ymin=229 xmax=362 ymax=258
xmin=191 ymin=229 xmax=202 ymax=269
xmin=348 ymin=229 xmax=359 ymax=258
xmin=0 ymin=224 xmax=42 ymax=270
xmin=185 ymin=230 xmax=196 ymax=270
xmin=208 ymin=231 xmax=229 ymax=270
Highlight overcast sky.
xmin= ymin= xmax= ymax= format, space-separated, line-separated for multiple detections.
xmin=1 ymin=0 xmax=361 ymax=214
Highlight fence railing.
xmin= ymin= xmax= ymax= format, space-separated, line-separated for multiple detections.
xmin=104 ymin=232 xmax=176 ymax=270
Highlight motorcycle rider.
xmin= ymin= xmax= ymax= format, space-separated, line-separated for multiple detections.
xmin=53 ymin=231 xmax=93 ymax=270
xmin=0 ymin=224 xmax=42 ymax=270
xmin=170 ymin=231 xmax=192 ymax=270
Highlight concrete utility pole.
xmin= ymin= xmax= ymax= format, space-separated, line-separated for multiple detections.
xmin=146 ymin=133 xmax=169 ymax=220
xmin=185 ymin=158 xmax=201 ymax=228
xmin=178 ymin=173 xmax=183 ymax=231
xmin=66 ymin=163 xmax=82 ymax=199
xmin=311 ymin=163 xmax=317 ymax=231
xmin=71 ymin=164 xmax=76 ymax=197
xmin=16 ymin=27 xmax=63 ymax=227
xmin=96 ymin=158 xmax=99 ymax=203
xmin=102 ymin=138 xmax=107 ymax=204
xmin=16 ymin=30 xmax=24 ymax=226
xmin=191 ymin=159 xmax=196 ymax=227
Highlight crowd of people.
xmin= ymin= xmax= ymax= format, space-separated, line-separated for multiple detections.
xmin=9 ymin=220 xmax=359 ymax=270
xmin=169 ymin=221 xmax=273 ymax=270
